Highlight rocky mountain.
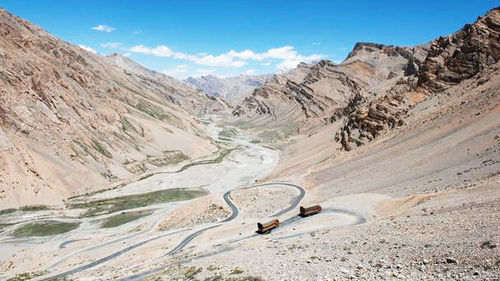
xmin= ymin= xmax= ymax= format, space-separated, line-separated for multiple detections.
xmin=185 ymin=74 xmax=271 ymax=104
xmin=417 ymin=8 xmax=500 ymax=91
xmin=337 ymin=7 xmax=499 ymax=151
xmin=232 ymin=44 xmax=428 ymax=131
xmin=232 ymin=8 xmax=499 ymax=151
xmin=0 ymin=9 xmax=218 ymax=208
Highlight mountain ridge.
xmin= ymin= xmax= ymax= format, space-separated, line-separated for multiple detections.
xmin=0 ymin=9 xmax=218 ymax=208
xmin=185 ymin=73 xmax=272 ymax=105
xmin=231 ymin=8 xmax=499 ymax=152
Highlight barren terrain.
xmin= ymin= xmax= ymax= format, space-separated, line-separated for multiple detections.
xmin=0 ymin=7 xmax=499 ymax=281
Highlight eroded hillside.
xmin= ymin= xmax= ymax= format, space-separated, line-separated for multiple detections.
xmin=0 ymin=9 xmax=219 ymax=208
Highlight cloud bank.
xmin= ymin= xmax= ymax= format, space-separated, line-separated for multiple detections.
xmin=78 ymin=44 xmax=97 ymax=54
xmin=91 ymin=24 xmax=115 ymax=32
xmin=130 ymin=45 xmax=322 ymax=70
xmin=100 ymin=42 xmax=121 ymax=48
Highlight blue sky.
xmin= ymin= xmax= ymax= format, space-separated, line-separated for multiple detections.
xmin=0 ymin=0 xmax=497 ymax=79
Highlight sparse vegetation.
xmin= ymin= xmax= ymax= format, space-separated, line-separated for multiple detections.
xmin=230 ymin=267 xmax=244 ymax=275
xmin=225 ymin=277 xmax=263 ymax=281
xmin=6 ymin=271 xmax=47 ymax=281
xmin=147 ymin=150 xmax=189 ymax=167
xmin=184 ymin=266 xmax=202 ymax=279
xmin=145 ymin=265 xmax=260 ymax=281
xmin=218 ymin=128 xmax=237 ymax=138
xmin=120 ymin=117 xmax=146 ymax=137
xmin=69 ymin=187 xmax=208 ymax=217
xmin=19 ymin=205 xmax=49 ymax=211
xmin=125 ymin=161 xmax=148 ymax=174
xmin=0 ymin=208 xmax=17 ymax=215
xmin=255 ymin=123 xmax=297 ymax=143
xmin=91 ymin=139 xmax=112 ymax=158
xmin=124 ymin=151 xmax=188 ymax=175
xmin=0 ymin=205 xmax=49 ymax=216
xmin=13 ymin=221 xmax=80 ymax=237
xmin=120 ymin=117 xmax=133 ymax=132
xmin=135 ymin=99 xmax=167 ymax=120
xmin=0 ymin=223 xmax=14 ymax=232
xmin=101 ymin=210 xmax=152 ymax=228
xmin=207 ymin=265 xmax=221 ymax=271
xmin=178 ymin=148 xmax=235 ymax=173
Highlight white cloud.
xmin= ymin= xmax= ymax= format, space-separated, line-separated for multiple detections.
xmin=260 ymin=62 xmax=271 ymax=66
xmin=276 ymin=59 xmax=303 ymax=70
xmin=91 ymin=24 xmax=115 ymax=32
xmin=130 ymin=45 xmax=173 ymax=57
xmin=195 ymin=68 xmax=217 ymax=76
xmin=129 ymin=44 xmax=322 ymax=70
xmin=227 ymin=46 xmax=309 ymax=61
xmin=100 ymin=42 xmax=121 ymax=48
xmin=129 ymin=45 xmax=247 ymax=67
xmin=193 ymin=54 xmax=247 ymax=67
xmin=161 ymin=64 xmax=190 ymax=79
xmin=312 ymin=42 xmax=321 ymax=45
xmin=78 ymin=44 xmax=97 ymax=54
xmin=243 ymin=69 xmax=257 ymax=75
xmin=123 ymin=52 xmax=132 ymax=57
xmin=277 ymin=54 xmax=323 ymax=71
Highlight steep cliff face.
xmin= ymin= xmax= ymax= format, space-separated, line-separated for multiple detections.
xmin=418 ymin=8 xmax=500 ymax=91
xmin=338 ymin=8 xmax=500 ymax=151
xmin=0 ymin=9 xmax=216 ymax=208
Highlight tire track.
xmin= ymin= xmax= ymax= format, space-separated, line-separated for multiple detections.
xmin=47 ymin=209 xmax=170 ymax=270
xmin=39 ymin=229 xmax=186 ymax=281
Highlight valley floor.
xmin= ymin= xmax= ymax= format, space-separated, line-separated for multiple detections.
xmin=0 ymin=71 xmax=499 ymax=280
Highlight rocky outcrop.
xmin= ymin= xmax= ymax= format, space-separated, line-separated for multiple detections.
xmin=232 ymin=40 xmax=426 ymax=132
xmin=347 ymin=42 xmax=421 ymax=61
xmin=418 ymin=8 xmax=500 ymax=91
xmin=335 ymin=9 xmax=500 ymax=151
xmin=231 ymin=60 xmax=370 ymax=125
xmin=335 ymin=95 xmax=407 ymax=151
xmin=232 ymin=95 xmax=274 ymax=118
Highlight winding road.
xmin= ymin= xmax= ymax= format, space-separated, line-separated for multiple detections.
xmin=221 ymin=181 xmax=305 ymax=222
xmin=37 ymin=177 xmax=365 ymax=281
xmin=37 ymin=181 xmax=306 ymax=281
xmin=117 ymin=185 xmax=367 ymax=281
xmin=27 ymin=121 xmax=364 ymax=281
xmin=47 ymin=208 xmax=171 ymax=270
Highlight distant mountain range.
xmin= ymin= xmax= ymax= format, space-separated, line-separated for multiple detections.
xmin=185 ymin=74 xmax=272 ymax=104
